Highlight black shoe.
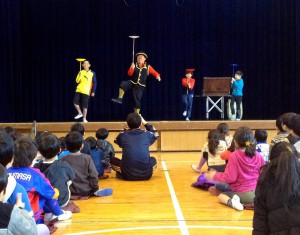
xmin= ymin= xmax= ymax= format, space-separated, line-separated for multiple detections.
xmin=111 ymin=98 xmax=123 ymax=104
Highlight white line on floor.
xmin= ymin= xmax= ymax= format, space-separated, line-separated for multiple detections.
xmin=161 ymin=160 xmax=190 ymax=235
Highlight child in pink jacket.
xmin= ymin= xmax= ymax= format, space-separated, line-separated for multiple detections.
xmin=206 ymin=127 xmax=265 ymax=211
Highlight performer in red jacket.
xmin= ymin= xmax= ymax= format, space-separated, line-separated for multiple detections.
xmin=182 ymin=68 xmax=195 ymax=121
xmin=111 ymin=52 xmax=161 ymax=114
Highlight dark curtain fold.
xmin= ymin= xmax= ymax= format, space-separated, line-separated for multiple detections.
xmin=1 ymin=0 xmax=300 ymax=122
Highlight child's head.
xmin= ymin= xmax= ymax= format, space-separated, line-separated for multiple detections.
xmin=233 ymin=127 xmax=256 ymax=157
xmin=0 ymin=132 xmax=15 ymax=167
xmin=35 ymin=131 xmax=52 ymax=149
xmin=126 ymin=112 xmax=142 ymax=129
xmin=270 ymin=142 xmax=298 ymax=162
xmin=207 ymin=129 xmax=221 ymax=155
xmin=71 ymin=122 xmax=85 ymax=136
xmin=38 ymin=134 xmax=60 ymax=159
xmin=217 ymin=123 xmax=229 ymax=141
xmin=85 ymin=137 xmax=97 ymax=150
xmin=65 ymin=131 xmax=83 ymax=153
xmin=281 ymin=112 xmax=297 ymax=131
xmin=136 ymin=52 xmax=148 ymax=64
xmin=234 ymin=71 xmax=243 ymax=79
xmin=82 ymin=60 xmax=91 ymax=70
xmin=275 ymin=114 xmax=285 ymax=132
xmin=185 ymin=68 xmax=195 ymax=78
xmin=58 ymin=136 xmax=67 ymax=151
xmin=255 ymin=129 xmax=268 ymax=143
xmin=13 ymin=137 xmax=37 ymax=167
xmin=290 ymin=114 xmax=300 ymax=138
xmin=96 ymin=128 xmax=109 ymax=140
xmin=0 ymin=164 xmax=8 ymax=200
xmin=4 ymin=126 xmax=22 ymax=141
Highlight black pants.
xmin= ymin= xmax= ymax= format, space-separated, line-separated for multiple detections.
xmin=120 ymin=81 xmax=145 ymax=109
xmin=230 ymin=95 xmax=242 ymax=118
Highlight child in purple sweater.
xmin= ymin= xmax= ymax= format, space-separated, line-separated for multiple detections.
xmin=206 ymin=127 xmax=265 ymax=211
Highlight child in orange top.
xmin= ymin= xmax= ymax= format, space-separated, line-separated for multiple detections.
xmin=182 ymin=69 xmax=196 ymax=121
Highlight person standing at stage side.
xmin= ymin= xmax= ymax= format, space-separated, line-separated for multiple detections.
xmin=73 ymin=60 xmax=97 ymax=123
xmin=230 ymin=71 xmax=244 ymax=121
xmin=110 ymin=113 xmax=159 ymax=180
xmin=182 ymin=69 xmax=195 ymax=121
xmin=111 ymin=52 xmax=161 ymax=114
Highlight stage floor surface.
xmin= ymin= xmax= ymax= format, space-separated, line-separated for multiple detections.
xmin=54 ymin=152 xmax=254 ymax=235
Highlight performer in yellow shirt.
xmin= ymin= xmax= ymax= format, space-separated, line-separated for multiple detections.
xmin=73 ymin=60 xmax=97 ymax=122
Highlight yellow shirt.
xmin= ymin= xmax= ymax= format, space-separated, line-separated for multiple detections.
xmin=75 ymin=70 xmax=95 ymax=95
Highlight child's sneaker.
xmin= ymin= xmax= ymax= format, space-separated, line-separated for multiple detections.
xmin=56 ymin=210 xmax=72 ymax=221
xmin=94 ymin=188 xmax=113 ymax=197
xmin=191 ymin=164 xmax=201 ymax=173
xmin=74 ymin=113 xmax=83 ymax=119
xmin=183 ymin=111 xmax=187 ymax=116
xmin=83 ymin=118 xmax=88 ymax=123
xmin=231 ymin=195 xmax=244 ymax=211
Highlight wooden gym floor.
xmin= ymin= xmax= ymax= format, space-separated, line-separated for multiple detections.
xmin=54 ymin=152 xmax=254 ymax=235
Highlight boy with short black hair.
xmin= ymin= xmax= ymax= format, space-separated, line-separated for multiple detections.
xmin=270 ymin=114 xmax=289 ymax=148
xmin=110 ymin=113 xmax=159 ymax=181
xmin=61 ymin=132 xmax=113 ymax=198
xmin=255 ymin=129 xmax=270 ymax=163
xmin=7 ymin=137 xmax=72 ymax=223
xmin=70 ymin=122 xmax=91 ymax=155
xmin=33 ymin=134 xmax=79 ymax=212
xmin=0 ymin=164 xmax=38 ymax=235
xmin=281 ymin=112 xmax=298 ymax=144
xmin=95 ymin=128 xmax=115 ymax=173
xmin=85 ymin=137 xmax=108 ymax=179
xmin=290 ymin=114 xmax=300 ymax=154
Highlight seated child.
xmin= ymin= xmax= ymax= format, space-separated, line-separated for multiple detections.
xmin=192 ymin=130 xmax=227 ymax=173
xmin=70 ymin=123 xmax=91 ymax=155
xmin=33 ymin=134 xmax=79 ymax=212
xmin=290 ymin=114 xmax=300 ymax=154
xmin=253 ymin=142 xmax=300 ymax=234
xmin=0 ymin=164 xmax=38 ymax=235
xmin=281 ymin=112 xmax=298 ymax=144
xmin=205 ymin=127 xmax=265 ymax=211
xmin=7 ymin=137 xmax=72 ymax=223
xmin=110 ymin=113 xmax=159 ymax=181
xmin=270 ymin=114 xmax=289 ymax=148
xmin=96 ymin=128 xmax=115 ymax=173
xmin=85 ymin=137 xmax=108 ymax=179
xmin=57 ymin=137 xmax=70 ymax=159
xmin=61 ymin=131 xmax=113 ymax=198
xmin=217 ymin=123 xmax=233 ymax=148
xmin=255 ymin=129 xmax=270 ymax=163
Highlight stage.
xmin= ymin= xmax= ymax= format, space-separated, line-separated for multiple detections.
xmin=0 ymin=120 xmax=276 ymax=152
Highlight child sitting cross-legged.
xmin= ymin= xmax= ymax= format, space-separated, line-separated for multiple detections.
xmin=33 ymin=134 xmax=80 ymax=213
xmin=7 ymin=137 xmax=72 ymax=223
xmin=60 ymin=131 xmax=113 ymax=199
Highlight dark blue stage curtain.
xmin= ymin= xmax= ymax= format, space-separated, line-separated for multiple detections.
xmin=1 ymin=0 xmax=300 ymax=122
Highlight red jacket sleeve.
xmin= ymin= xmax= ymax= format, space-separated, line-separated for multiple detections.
xmin=148 ymin=65 xmax=160 ymax=78
xmin=128 ymin=66 xmax=134 ymax=76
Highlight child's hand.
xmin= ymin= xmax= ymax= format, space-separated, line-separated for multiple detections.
xmin=156 ymin=76 xmax=161 ymax=82
xmin=231 ymin=77 xmax=235 ymax=83
xmin=16 ymin=193 xmax=25 ymax=209
xmin=131 ymin=63 xmax=135 ymax=69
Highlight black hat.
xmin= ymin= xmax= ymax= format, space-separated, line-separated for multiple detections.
xmin=136 ymin=51 xmax=148 ymax=59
